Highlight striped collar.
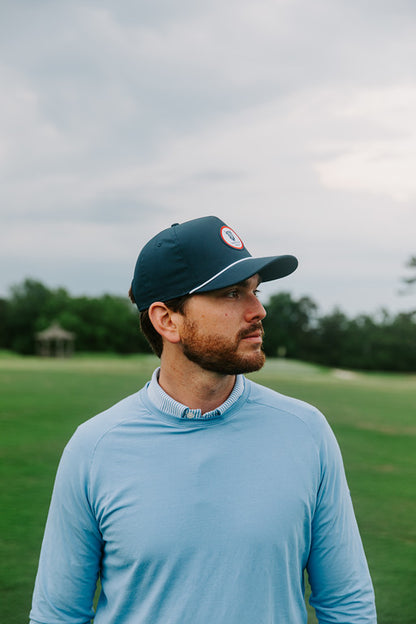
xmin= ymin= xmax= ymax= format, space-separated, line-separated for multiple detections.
xmin=146 ymin=367 xmax=244 ymax=420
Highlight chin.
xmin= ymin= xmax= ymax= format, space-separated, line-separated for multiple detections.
xmin=202 ymin=352 xmax=266 ymax=376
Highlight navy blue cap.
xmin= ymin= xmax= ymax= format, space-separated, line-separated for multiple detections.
xmin=131 ymin=216 xmax=298 ymax=311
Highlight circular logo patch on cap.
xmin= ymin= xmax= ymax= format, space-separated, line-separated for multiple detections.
xmin=220 ymin=226 xmax=244 ymax=250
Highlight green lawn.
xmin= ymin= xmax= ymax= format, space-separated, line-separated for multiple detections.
xmin=1 ymin=354 xmax=415 ymax=623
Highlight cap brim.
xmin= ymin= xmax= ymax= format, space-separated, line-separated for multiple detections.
xmin=191 ymin=255 xmax=298 ymax=294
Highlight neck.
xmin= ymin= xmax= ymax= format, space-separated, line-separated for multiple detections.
xmin=158 ymin=348 xmax=235 ymax=414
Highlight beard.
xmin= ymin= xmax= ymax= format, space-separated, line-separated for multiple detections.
xmin=180 ymin=319 xmax=266 ymax=375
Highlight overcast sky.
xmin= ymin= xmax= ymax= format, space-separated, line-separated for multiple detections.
xmin=1 ymin=0 xmax=415 ymax=316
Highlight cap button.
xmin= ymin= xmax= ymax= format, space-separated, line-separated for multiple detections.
xmin=171 ymin=223 xmax=179 ymax=227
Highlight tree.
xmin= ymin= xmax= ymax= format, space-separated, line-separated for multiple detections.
xmin=1 ymin=278 xmax=151 ymax=355
xmin=262 ymin=292 xmax=318 ymax=359
xmin=0 ymin=298 xmax=9 ymax=349
xmin=5 ymin=279 xmax=54 ymax=353
xmin=57 ymin=294 xmax=150 ymax=354
xmin=401 ymin=255 xmax=416 ymax=293
xmin=313 ymin=308 xmax=351 ymax=367
xmin=387 ymin=311 xmax=416 ymax=371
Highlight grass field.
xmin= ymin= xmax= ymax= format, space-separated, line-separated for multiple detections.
xmin=1 ymin=353 xmax=415 ymax=623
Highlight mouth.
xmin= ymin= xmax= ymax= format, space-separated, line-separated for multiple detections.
xmin=239 ymin=326 xmax=264 ymax=344
xmin=241 ymin=333 xmax=263 ymax=344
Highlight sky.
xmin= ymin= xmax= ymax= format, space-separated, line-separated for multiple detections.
xmin=1 ymin=0 xmax=415 ymax=317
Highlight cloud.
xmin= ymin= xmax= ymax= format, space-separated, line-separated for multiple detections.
xmin=1 ymin=0 xmax=415 ymax=315
xmin=315 ymin=85 xmax=416 ymax=201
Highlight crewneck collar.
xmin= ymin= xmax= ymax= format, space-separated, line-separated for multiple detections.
xmin=146 ymin=367 xmax=245 ymax=421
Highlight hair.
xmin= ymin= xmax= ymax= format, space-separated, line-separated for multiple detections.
xmin=129 ymin=287 xmax=189 ymax=358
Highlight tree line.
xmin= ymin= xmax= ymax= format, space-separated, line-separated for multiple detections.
xmin=262 ymin=293 xmax=415 ymax=372
xmin=0 ymin=279 xmax=150 ymax=356
xmin=0 ymin=278 xmax=415 ymax=372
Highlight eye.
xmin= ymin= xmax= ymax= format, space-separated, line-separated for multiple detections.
xmin=253 ymin=289 xmax=261 ymax=297
xmin=225 ymin=288 xmax=240 ymax=299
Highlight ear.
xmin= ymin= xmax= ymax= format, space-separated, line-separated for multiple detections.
xmin=148 ymin=302 xmax=182 ymax=345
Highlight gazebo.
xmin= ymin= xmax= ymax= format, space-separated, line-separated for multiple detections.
xmin=36 ymin=322 xmax=76 ymax=357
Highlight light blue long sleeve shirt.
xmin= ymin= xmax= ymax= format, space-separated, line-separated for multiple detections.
xmin=30 ymin=372 xmax=376 ymax=623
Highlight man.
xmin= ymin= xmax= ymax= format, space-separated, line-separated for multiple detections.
xmin=30 ymin=216 xmax=377 ymax=623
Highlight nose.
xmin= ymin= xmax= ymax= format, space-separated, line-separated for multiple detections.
xmin=245 ymin=293 xmax=267 ymax=322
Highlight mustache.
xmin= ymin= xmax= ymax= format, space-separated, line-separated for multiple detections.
xmin=238 ymin=322 xmax=264 ymax=340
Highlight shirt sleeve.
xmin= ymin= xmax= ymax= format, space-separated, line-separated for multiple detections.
xmin=29 ymin=427 xmax=103 ymax=624
xmin=306 ymin=415 xmax=377 ymax=623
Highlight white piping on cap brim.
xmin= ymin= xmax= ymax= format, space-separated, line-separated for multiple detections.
xmin=189 ymin=257 xmax=255 ymax=294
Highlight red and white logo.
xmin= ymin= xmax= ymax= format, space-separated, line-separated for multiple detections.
xmin=220 ymin=226 xmax=244 ymax=250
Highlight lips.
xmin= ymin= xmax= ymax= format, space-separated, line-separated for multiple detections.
xmin=239 ymin=324 xmax=264 ymax=341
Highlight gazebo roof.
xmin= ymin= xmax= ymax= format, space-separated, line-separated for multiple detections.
xmin=36 ymin=322 xmax=75 ymax=341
